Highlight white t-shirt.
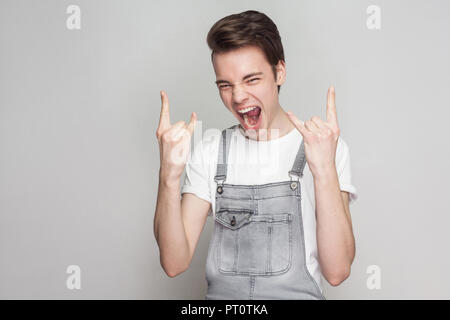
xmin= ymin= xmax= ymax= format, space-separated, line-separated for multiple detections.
xmin=181 ymin=124 xmax=358 ymax=292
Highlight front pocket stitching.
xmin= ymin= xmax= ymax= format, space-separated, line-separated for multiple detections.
xmin=233 ymin=227 xmax=239 ymax=273
xmin=267 ymin=222 xmax=272 ymax=274
xmin=216 ymin=216 xmax=251 ymax=230
xmin=217 ymin=222 xmax=223 ymax=271
xmin=217 ymin=195 xmax=299 ymax=201
xmin=217 ymin=213 xmax=293 ymax=276
xmin=216 ymin=209 xmax=253 ymax=230
xmin=217 ymin=208 xmax=253 ymax=213
xmin=216 ymin=210 xmax=291 ymax=229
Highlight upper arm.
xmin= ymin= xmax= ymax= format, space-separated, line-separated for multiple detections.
xmin=181 ymin=192 xmax=212 ymax=265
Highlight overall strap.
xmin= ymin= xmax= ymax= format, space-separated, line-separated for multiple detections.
xmin=288 ymin=138 xmax=306 ymax=179
xmin=214 ymin=124 xmax=237 ymax=185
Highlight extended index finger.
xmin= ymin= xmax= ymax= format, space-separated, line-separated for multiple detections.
xmin=158 ymin=90 xmax=171 ymax=130
xmin=326 ymin=86 xmax=339 ymax=128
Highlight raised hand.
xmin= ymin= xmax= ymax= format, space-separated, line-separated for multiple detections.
xmin=156 ymin=90 xmax=197 ymax=181
xmin=286 ymin=86 xmax=340 ymax=176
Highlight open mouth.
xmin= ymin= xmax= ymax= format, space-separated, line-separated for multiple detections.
xmin=236 ymin=106 xmax=262 ymax=129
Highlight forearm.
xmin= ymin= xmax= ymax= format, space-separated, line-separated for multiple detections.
xmin=154 ymin=171 xmax=190 ymax=276
xmin=313 ymin=166 xmax=355 ymax=283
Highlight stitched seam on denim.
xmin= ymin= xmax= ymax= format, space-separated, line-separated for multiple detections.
xmin=217 ymin=208 xmax=253 ymax=213
xmin=249 ymin=276 xmax=255 ymax=300
xmin=216 ymin=188 xmax=301 ymax=197
xmin=233 ymin=228 xmax=239 ymax=273
xmin=267 ymin=222 xmax=272 ymax=274
xmin=250 ymin=215 xmax=291 ymax=223
xmin=222 ymin=129 xmax=226 ymax=165
xmin=216 ymin=219 xmax=249 ymax=230
xmin=290 ymin=140 xmax=306 ymax=176
xmin=289 ymin=214 xmax=293 ymax=273
xmin=217 ymin=223 xmax=223 ymax=271
xmin=217 ymin=216 xmax=292 ymax=276
xmin=296 ymin=192 xmax=326 ymax=299
xmin=217 ymin=213 xmax=291 ymax=225
xmin=219 ymin=181 xmax=295 ymax=188
xmin=216 ymin=211 xmax=253 ymax=230
xmin=214 ymin=125 xmax=236 ymax=183
xmin=218 ymin=269 xmax=292 ymax=276
xmin=217 ymin=195 xmax=298 ymax=201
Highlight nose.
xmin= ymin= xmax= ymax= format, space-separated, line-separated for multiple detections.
xmin=231 ymin=84 xmax=249 ymax=106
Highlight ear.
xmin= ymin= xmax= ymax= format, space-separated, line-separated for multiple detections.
xmin=275 ymin=60 xmax=286 ymax=86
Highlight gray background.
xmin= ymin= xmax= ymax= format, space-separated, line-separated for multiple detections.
xmin=1 ymin=0 xmax=449 ymax=299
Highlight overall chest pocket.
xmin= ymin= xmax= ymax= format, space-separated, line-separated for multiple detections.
xmin=215 ymin=209 xmax=293 ymax=276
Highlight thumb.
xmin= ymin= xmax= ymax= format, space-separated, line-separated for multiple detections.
xmin=286 ymin=111 xmax=306 ymax=136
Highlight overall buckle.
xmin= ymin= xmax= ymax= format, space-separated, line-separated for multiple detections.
xmin=215 ymin=178 xmax=225 ymax=194
xmin=288 ymin=172 xmax=301 ymax=191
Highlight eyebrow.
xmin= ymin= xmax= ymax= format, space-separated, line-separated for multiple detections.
xmin=215 ymin=72 xmax=263 ymax=85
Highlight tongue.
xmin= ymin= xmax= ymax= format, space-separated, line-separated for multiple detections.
xmin=246 ymin=107 xmax=261 ymax=117
xmin=244 ymin=107 xmax=261 ymax=127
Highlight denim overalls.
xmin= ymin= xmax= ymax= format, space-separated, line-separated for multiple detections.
xmin=205 ymin=125 xmax=326 ymax=300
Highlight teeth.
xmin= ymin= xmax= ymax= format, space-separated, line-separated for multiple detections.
xmin=237 ymin=106 xmax=257 ymax=114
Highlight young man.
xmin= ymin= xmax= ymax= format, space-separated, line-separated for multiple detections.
xmin=154 ymin=10 xmax=358 ymax=300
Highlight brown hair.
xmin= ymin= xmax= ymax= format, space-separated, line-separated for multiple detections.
xmin=206 ymin=10 xmax=285 ymax=93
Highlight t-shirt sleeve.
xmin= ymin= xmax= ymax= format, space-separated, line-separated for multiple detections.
xmin=336 ymin=136 xmax=358 ymax=204
xmin=181 ymin=137 xmax=212 ymax=206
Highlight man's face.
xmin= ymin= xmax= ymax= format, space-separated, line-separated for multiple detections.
xmin=212 ymin=45 xmax=285 ymax=134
